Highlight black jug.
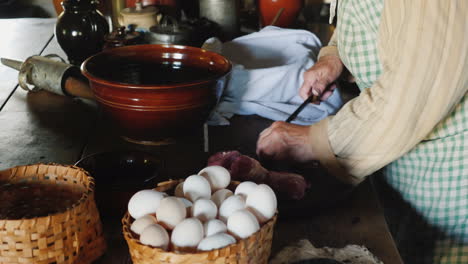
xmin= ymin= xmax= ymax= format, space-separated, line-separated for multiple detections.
xmin=55 ymin=0 xmax=109 ymax=66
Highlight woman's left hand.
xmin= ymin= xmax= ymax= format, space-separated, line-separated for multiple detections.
xmin=256 ymin=121 xmax=317 ymax=163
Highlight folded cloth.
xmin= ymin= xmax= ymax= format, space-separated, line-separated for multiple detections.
xmin=204 ymin=26 xmax=344 ymax=126
xmin=270 ymin=239 xmax=383 ymax=264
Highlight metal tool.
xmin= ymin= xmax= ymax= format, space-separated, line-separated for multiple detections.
xmin=285 ymin=93 xmax=318 ymax=123
xmin=199 ymin=0 xmax=240 ymax=40
xmin=1 ymin=55 xmax=94 ymax=100
xmin=147 ymin=15 xmax=194 ymax=46
xmin=285 ymin=82 xmax=336 ymax=123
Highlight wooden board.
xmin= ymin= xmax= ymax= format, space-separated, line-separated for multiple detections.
xmin=0 ymin=90 xmax=97 ymax=170
xmin=0 ymin=19 xmax=97 ymax=169
xmin=0 ymin=18 xmax=403 ymax=264
xmin=272 ymin=180 xmax=404 ymax=264
xmin=0 ymin=18 xmax=56 ymax=107
xmin=80 ymin=113 xmax=402 ymax=263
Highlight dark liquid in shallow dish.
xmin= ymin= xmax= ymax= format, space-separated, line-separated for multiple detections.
xmin=91 ymin=60 xmax=218 ymax=85
xmin=0 ymin=181 xmax=83 ymax=219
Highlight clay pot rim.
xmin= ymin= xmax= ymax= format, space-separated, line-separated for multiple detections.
xmin=81 ymin=44 xmax=232 ymax=90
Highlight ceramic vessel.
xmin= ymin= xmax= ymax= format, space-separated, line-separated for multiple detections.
xmin=119 ymin=2 xmax=159 ymax=30
xmin=258 ymin=0 xmax=303 ymax=28
xmin=55 ymin=0 xmax=109 ymax=65
xmin=81 ymin=44 xmax=231 ymax=144
xmin=53 ymin=0 xmax=106 ymax=15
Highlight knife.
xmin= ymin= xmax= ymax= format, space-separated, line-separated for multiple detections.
xmin=285 ymin=82 xmax=336 ymax=123
xmin=285 ymin=93 xmax=318 ymax=123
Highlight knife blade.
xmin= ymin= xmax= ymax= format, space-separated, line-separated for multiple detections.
xmin=285 ymin=93 xmax=318 ymax=123
xmin=285 ymin=82 xmax=336 ymax=123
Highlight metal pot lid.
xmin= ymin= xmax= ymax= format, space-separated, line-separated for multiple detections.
xmin=149 ymin=16 xmax=192 ymax=36
xmin=120 ymin=2 xmax=158 ymax=17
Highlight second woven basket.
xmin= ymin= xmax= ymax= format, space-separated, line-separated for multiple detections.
xmin=0 ymin=164 xmax=106 ymax=264
xmin=122 ymin=179 xmax=277 ymax=264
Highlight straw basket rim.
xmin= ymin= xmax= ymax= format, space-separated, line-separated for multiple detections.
xmin=122 ymin=179 xmax=278 ymax=258
xmin=0 ymin=163 xmax=95 ymax=222
xmin=122 ymin=211 xmax=277 ymax=256
xmin=0 ymin=163 xmax=106 ymax=264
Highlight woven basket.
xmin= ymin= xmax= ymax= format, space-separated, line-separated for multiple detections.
xmin=122 ymin=179 xmax=277 ymax=264
xmin=0 ymin=164 xmax=106 ymax=264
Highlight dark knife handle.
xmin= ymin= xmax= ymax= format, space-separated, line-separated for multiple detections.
xmin=285 ymin=94 xmax=318 ymax=123
xmin=285 ymin=82 xmax=337 ymax=123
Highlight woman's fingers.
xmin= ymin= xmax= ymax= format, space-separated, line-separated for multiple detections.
xmin=319 ymin=83 xmax=337 ymax=101
xmin=301 ymin=67 xmax=336 ymax=100
xmin=299 ymin=82 xmax=312 ymax=100
xmin=257 ymin=122 xmax=286 ymax=159
xmin=257 ymin=128 xmax=280 ymax=159
xmin=312 ymin=81 xmax=328 ymax=97
xmin=257 ymin=122 xmax=316 ymax=163
xmin=299 ymin=73 xmax=318 ymax=99
xmin=300 ymin=55 xmax=344 ymax=101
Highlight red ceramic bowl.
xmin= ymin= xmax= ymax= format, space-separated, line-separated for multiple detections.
xmin=82 ymin=44 xmax=231 ymax=144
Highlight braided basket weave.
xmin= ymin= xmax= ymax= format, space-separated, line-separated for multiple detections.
xmin=0 ymin=164 xmax=106 ymax=264
xmin=122 ymin=179 xmax=277 ymax=264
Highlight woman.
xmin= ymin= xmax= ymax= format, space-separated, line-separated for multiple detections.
xmin=257 ymin=1 xmax=467 ymax=263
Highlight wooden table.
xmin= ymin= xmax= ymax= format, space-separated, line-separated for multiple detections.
xmin=0 ymin=18 xmax=403 ymax=264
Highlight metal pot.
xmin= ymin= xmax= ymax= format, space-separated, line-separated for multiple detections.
xmin=146 ymin=16 xmax=194 ymax=46
xmin=199 ymin=0 xmax=240 ymax=40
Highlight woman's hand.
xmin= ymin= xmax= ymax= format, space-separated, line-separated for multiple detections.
xmin=299 ymin=55 xmax=344 ymax=101
xmin=256 ymin=121 xmax=316 ymax=164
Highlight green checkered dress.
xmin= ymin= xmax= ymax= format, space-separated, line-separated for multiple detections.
xmin=335 ymin=0 xmax=468 ymax=263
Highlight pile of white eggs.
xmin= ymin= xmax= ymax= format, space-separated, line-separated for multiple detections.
xmin=127 ymin=165 xmax=277 ymax=252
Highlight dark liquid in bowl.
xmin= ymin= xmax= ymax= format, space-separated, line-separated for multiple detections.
xmin=0 ymin=181 xmax=83 ymax=219
xmin=91 ymin=61 xmax=218 ymax=85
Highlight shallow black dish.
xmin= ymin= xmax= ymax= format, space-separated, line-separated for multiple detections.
xmin=75 ymin=151 xmax=166 ymax=217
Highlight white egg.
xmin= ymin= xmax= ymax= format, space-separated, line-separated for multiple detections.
xmin=178 ymin=197 xmax=193 ymax=216
xmin=178 ymin=197 xmax=193 ymax=208
xmin=130 ymin=215 xmax=157 ymax=235
xmin=198 ymin=166 xmax=231 ymax=191
xmin=234 ymin=181 xmax=258 ymax=198
xmin=155 ymin=197 xmax=187 ymax=230
xmin=211 ymin=189 xmax=233 ymax=208
xmin=246 ymin=184 xmax=277 ymax=224
xmin=227 ymin=209 xmax=260 ymax=239
xmin=204 ymin=219 xmax=227 ymax=237
xmin=128 ymin=189 xmax=166 ymax=219
xmin=218 ymin=195 xmax=246 ymax=222
xmin=174 ymin=181 xmax=185 ymax=197
xmin=183 ymin=175 xmax=211 ymax=202
xmin=191 ymin=199 xmax=217 ymax=222
xmin=171 ymin=218 xmax=204 ymax=248
xmin=197 ymin=233 xmax=236 ymax=251
xmin=139 ymin=224 xmax=170 ymax=250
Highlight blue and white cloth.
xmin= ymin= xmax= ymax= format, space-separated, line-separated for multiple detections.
xmin=204 ymin=26 xmax=344 ymax=126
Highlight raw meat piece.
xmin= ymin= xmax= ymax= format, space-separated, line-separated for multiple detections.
xmin=266 ymin=171 xmax=308 ymax=200
xmin=230 ymin=155 xmax=269 ymax=183
xmin=207 ymin=151 xmax=241 ymax=169
xmin=207 ymin=151 xmax=309 ymax=200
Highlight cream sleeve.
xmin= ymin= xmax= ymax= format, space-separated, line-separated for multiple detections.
xmin=310 ymin=0 xmax=468 ymax=184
